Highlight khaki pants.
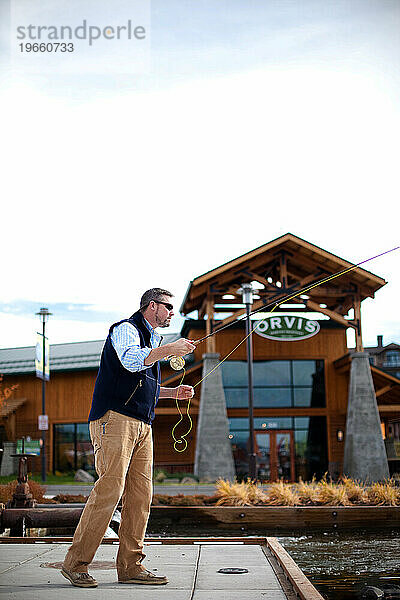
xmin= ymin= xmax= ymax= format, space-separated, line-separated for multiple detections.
xmin=63 ymin=410 xmax=153 ymax=580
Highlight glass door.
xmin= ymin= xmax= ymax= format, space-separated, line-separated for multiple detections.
xmin=275 ymin=431 xmax=294 ymax=481
xmin=255 ymin=430 xmax=295 ymax=482
xmin=255 ymin=432 xmax=271 ymax=480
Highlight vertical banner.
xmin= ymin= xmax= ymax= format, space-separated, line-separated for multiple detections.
xmin=35 ymin=332 xmax=50 ymax=381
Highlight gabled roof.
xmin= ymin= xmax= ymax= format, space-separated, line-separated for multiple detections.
xmin=364 ymin=342 xmax=400 ymax=356
xmin=0 ymin=340 xmax=105 ymax=375
xmin=181 ymin=233 xmax=387 ymax=315
xmin=0 ymin=333 xmax=180 ymax=375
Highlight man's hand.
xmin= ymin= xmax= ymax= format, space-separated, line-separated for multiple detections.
xmin=158 ymin=385 xmax=195 ymax=399
xmin=144 ymin=338 xmax=196 ymax=366
xmin=174 ymin=385 xmax=195 ymax=400
xmin=169 ymin=338 xmax=196 ymax=357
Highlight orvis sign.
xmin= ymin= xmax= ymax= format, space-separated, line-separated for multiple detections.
xmin=254 ymin=315 xmax=320 ymax=341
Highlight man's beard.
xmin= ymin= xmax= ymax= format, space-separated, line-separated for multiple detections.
xmin=155 ymin=307 xmax=171 ymax=328
xmin=157 ymin=317 xmax=171 ymax=328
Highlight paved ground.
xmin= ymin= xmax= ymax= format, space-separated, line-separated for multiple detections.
xmin=45 ymin=484 xmax=218 ymax=497
xmin=0 ymin=542 xmax=287 ymax=599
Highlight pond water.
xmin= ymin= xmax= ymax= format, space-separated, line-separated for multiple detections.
xmin=147 ymin=525 xmax=399 ymax=599
xmin=279 ymin=529 xmax=400 ymax=600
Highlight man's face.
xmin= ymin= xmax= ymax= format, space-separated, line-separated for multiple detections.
xmin=154 ymin=295 xmax=174 ymax=328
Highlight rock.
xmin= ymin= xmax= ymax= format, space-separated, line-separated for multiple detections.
xmin=180 ymin=477 xmax=198 ymax=484
xmin=74 ymin=469 xmax=95 ymax=482
xmin=154 ymin=471 xmax=166 ymax=482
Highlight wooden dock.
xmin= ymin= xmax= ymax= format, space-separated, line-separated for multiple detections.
xmin=0 ymin=537 xmax=323 ymax=599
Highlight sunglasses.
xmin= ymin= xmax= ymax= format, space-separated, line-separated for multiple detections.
xmin=154 ymin=300 xmax=174 ymax=311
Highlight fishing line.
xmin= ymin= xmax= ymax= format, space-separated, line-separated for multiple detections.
xmin=170 ymin=368 xmax=194 ymax=452
xmin=137 ymin=245 xmax=398 ymax=452
xmin=170 ymin=244 xmax=399 ymax=449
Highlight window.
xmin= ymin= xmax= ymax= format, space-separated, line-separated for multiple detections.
xmin=53 ymin=423 xmax=94 ymax=474
xmin=383 ymin=351 xmax=400 ymax=367
xmin=222 ymin=360 xmax=325 ymax=408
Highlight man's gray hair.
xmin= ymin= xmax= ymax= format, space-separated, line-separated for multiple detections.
xmin=139 ymin=288 xmax=173 ymax=312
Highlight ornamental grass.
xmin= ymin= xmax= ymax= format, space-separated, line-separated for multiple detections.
xmin=339 ymin=476 xmax=367 ymax=504
xmin=215 ymin=478 xmax=268 ymax=506
xmin=316 ymin=479 xmax=349 ymax=506
xmin=365 ymin=480 xmax=400 ymax=506
xmin=215 ymin=478 xmax=254 ymax=506
xmin=211 ymin=477 xmax=399 ymax=507
xmin=295 ymin=477 xmax=320 ymax=505
xmin=265 ymin=480 xmax=299 ymax=506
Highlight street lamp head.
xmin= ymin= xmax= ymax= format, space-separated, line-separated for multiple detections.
xmin=238 ymin=283 xmax=254 ymax=305
xmin=36 ymin=307 xmax=52 ymax=322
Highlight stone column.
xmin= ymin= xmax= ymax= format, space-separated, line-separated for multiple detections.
xmin=343 ymin=352 xmax=389 ymax=482
xmin=194 ymin=353 xmax=235 ymax=482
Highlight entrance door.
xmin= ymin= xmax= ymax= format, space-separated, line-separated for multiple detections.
xmin=255 ymin=430 xmax=295 ymax=482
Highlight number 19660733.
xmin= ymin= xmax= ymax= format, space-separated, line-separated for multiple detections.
xmin=19 ymin=42 xmax=74 ymax=52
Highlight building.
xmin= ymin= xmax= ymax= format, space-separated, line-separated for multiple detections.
xmin=364 ymin=336 xmax=400 ymax=380
xmin=1 ymin=233 xmax=399 ymax=480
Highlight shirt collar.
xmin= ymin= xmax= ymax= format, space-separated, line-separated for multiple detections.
xmin=143 ymin=317 xmax=155 ymax=332
xmin=143 ymin=317 xmax=161 ymax=340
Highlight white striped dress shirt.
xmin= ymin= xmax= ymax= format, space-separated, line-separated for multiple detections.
xmin=111 ymin=319 xmax=162 ymax=372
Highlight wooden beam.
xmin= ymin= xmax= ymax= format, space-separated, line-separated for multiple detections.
xmin=206 ymin=296 xmax=216 ymax=353
xmin=286 ymin=269 xmax=325 ymax=287
xmin=307 ymin=287 xmax=357 ymax=297
xmin=305 ymin=298 xmax=357 ymax=329
xmin=214 ymin=298 xmax=269 ymax=330
xmin=375 ymin=385 xmax=394 ymax=398
xmin=239 ymin=269 xmax=281 ymax=292
xmin=187 ymin=254 xmax=280 ymax=303
xmin=353 ymin=293 xmax=363 ymax=352
xmin=198 ymin=296 xmax=208 ymax=319
xmin=279 ymin=250 xmax=288 ymax=288
xmin=378 ymin=405 xmax=400 ymax=412
xmin=155 ymin=407 xmax=199 ymax=415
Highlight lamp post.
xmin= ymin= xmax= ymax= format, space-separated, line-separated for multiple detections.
xmin=36 ymin=307 xmax=52 ymax=482
xmin=239 ymin=283 xmax=257 ymax=480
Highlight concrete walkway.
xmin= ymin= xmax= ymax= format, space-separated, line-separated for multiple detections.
xmin=45 ymin=484 xmax=218 ymax=497
xmin=0 ymin=542 xmax=287 ymax=599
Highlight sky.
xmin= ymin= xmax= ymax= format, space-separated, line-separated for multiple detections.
xmin=0 ymin=0 xmax=399 ymax=350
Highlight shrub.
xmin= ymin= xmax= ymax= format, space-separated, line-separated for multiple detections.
xmin=366 ymin=480 xmax=399 ymax=506
xmin=215 ymin=479 xmax=253 ymax=506
xmin=53 ymin=494 xmax=88 ymax=503
xmin=295 ymin=477 xmax=320 ymax=505
xmin=170 ymin=494 xmax=205 ymax=506
xmin=317 ymin=479 xmax=349 ymax=505
xmin=0 ymin=480 xmax=47 ymax=504
xmin=340 ymin=476 xmax=367 ymax=504
xmin=266 ymin=480 xmax=299 ymax=506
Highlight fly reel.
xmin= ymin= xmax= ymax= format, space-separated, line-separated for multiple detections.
xmin=169 ymin=356 xmax=185 ymax=371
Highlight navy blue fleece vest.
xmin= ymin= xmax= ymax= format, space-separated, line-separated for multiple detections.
xmin=88 ymin=311 xmax=160 ymax=424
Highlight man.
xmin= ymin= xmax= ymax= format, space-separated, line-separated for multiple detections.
xmin=62 ymin=288 xmax=195 ymax=588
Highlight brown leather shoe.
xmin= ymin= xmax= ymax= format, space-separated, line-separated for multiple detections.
xmin=61 ymin=567 xmax=98 ymax=588
xmin=119 ymin=569 xmax=168 ymax=585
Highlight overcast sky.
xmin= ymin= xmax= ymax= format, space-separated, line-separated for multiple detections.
xmin=0 ymin=0 xmax=399 ymax=350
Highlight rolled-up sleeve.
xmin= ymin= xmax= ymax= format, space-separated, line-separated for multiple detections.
xmin=111 ymin=322 xmax=153 ymax=372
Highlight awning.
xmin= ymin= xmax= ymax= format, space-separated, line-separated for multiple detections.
xmin=0 ymin=397 xmax=27 ymax=418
